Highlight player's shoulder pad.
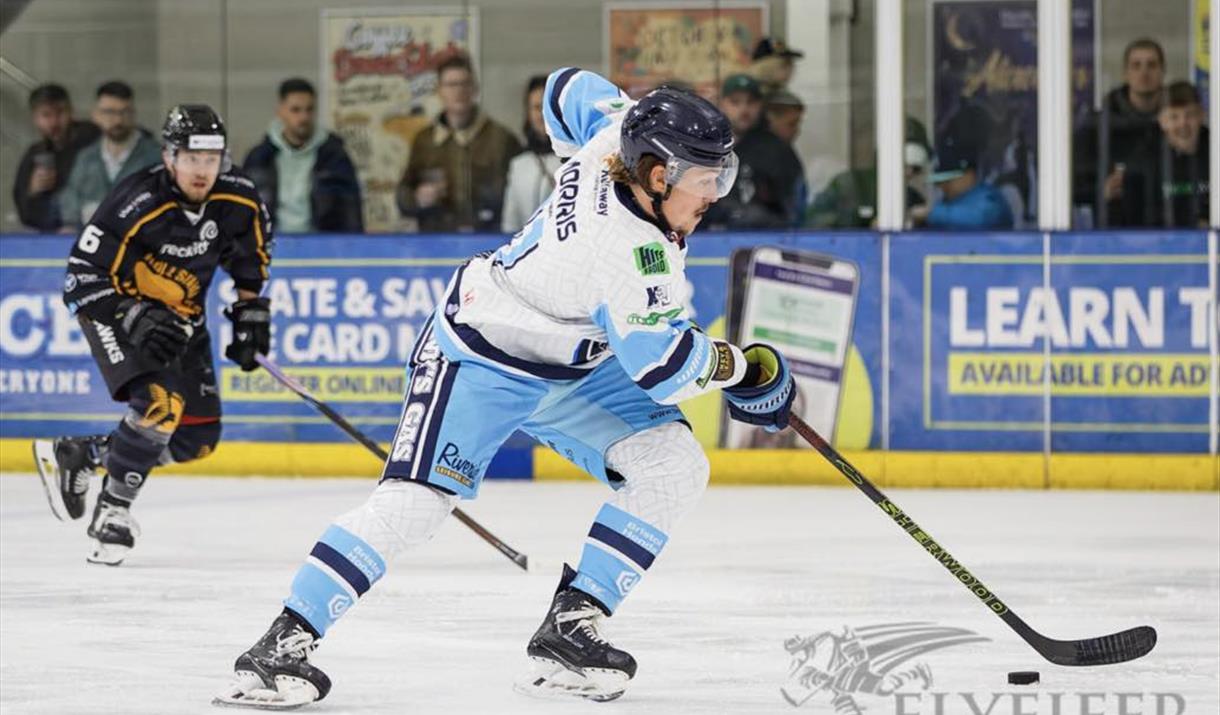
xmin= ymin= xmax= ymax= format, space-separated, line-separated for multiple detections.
xmin=213 ymin=167 xmax=260 ymax=197
xmin=99 ymin=165 xmax=170 ymax=230
xmin=543 ymin=68 xmax=632 ymax=159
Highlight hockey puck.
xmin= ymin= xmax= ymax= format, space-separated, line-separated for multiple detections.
xmin=1008 ymin=671 xmax=1040 ymax=685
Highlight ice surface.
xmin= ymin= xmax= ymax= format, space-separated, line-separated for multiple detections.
xmin=1 ymin=475 xmax=1217 ymax=714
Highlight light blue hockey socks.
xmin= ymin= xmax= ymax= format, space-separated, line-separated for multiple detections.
xmin=572 ymin=504 xmax=669 ymax=613
xmin=284 ymin=524 xmax=387 ymax=636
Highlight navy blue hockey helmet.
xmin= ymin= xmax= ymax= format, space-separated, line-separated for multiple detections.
xmin=620 ymin=87 xmax=738 ymax=199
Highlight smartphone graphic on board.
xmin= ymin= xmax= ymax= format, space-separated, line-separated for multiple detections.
xmin=722 ymin=246 xmax=860 ymax=449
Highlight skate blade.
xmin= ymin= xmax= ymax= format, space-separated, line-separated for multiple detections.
xmin=513 ymin=656 xmax=628 ymax=703
xmin=87 ymin=541 xmax=130 ymax=566
xmin=33 ymin=440 xmax=70 ymax=522
xmin=212 ymin=672 xmax=320 ymax=710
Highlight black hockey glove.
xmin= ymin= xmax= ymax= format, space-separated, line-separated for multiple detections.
xmin=224 ymin=297 xmax=271 ymax=372
xmin=118 ymin=299 xmax=193 ymax=367
xmin=723 ymin=344 xmax=795 ymax=433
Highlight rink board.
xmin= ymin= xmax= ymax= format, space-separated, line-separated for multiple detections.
xmin=1 ymin=230 xmax=1215 ymax=488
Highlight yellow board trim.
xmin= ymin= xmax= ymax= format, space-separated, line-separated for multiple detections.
xmin=2 ymin=439 xmax=1214 ymax=490
xmin=535 ymin=447 xmax=1219 ymax=491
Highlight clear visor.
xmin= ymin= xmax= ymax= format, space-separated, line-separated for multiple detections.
xmin=665 ymin=152 xmax=739 ymax=200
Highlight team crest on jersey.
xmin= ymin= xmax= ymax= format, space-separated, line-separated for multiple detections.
xmin=634 ymin=242 xmax=669 ymax=276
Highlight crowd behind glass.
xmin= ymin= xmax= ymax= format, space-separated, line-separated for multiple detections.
xmin=9 ymin=36 xmax=1211 ymax=237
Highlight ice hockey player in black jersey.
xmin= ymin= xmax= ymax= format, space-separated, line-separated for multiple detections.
xmin=32 ymin=104 xmax=273 ymax=566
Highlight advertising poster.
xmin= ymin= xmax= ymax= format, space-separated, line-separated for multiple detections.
xmin=929 ymin=0 xmax=1097 ymax=227
xmin=605 ymin=1 xmax=767 ymax=99
xmin=888 ymin=231 xmax=1214 ymax=454
xmin=320 ymin=8 xmax=477 ymax=233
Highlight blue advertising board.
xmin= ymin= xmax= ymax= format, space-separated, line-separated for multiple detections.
xmin=1 ymin=231 xmax=1213 ymax=467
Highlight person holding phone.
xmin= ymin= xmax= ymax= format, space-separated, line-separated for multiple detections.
xmin=12 ymin=84 xmax=100 ymax=231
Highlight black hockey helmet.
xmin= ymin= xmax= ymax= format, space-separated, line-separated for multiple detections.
xmin=620 ymin=86 xmax=737 ymax=200
xmin=162 ymin=104 xmax=227 ymax=152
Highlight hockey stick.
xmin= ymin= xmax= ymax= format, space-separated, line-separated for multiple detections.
xmin=787 ymin=414 xmax=1156 ymax=666
xmin=255 ymin=354 xmax=529 ymax=571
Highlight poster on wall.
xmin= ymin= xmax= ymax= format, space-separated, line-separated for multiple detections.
xmin=928 ymin=0 xmax=1097 ymax=229
xmin=320 ymin=7 xmax=478 ymax=233
xmin=1192 ymin=0 xmax=1210 ymax=109
xmin=605 ymin=1 xmax=767 ymax=99
xmin=721 ymin=247 xmax=861 ymax=450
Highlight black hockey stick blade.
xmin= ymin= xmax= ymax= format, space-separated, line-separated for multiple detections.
xmin=1019 ymin=622 xmax=1157 ymax=667
xmin=256 ymin=354 xmax=529 ymax=571
xmin=787 ymin=414 xmax=1157 ymax=666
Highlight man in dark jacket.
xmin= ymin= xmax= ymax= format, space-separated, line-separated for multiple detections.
xmin=12 ymin=84 xmax=100 ymax=231
xmin=243 ymin=78 xmax=363 ymax=233
xmin=703 ymin=74 xmax=804 ymax=229
xmin=1122 ymin=81 xmax=1210 ymax=228
xmin=1072 ymin=38 xmax=1166 ymax=227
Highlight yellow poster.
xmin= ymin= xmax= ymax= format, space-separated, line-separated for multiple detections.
xmin=320 ymin=8 xmax=477 ymax=232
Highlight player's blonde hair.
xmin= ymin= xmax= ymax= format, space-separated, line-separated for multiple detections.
xmin=605 ymin=152 xmax=664 ymax=188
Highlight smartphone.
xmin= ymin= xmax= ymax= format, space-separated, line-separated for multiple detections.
xmin=722 ymin=246 xmax=860 ymax=449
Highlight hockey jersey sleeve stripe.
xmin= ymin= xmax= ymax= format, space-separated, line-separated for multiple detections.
xmin=636 ymin=329 xmax=696 ymax=390
xmin=546 ymin=67 xmax=581 ymax=145
xmin=543 ymin=68 xmax=628 ymax=156
xmin=108 ymin=200 xmax=176 ymax=295
xmin=210 ymin=192 xmax=270 ymax=278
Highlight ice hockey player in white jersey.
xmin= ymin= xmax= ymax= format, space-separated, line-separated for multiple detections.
xmin=215 ymin=68 xmax=795 ymax=709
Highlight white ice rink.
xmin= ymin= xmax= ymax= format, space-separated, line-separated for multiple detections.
xmin=1 ymin=474 xmax=1217 ymax=715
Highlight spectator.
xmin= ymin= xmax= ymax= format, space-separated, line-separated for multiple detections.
xmin=911 ymin=134 xmax=1013 ymax=230
xmin=764 ymin=90 xmax=804 ymax=144
xmin=58 ymin=81 xmax=160 ymax=229
xmin=807 ymin=117 xmax=931 ymax=229
xmin=501 ymin=74 xmax=561 ymax=233
xmin=1072 ymin=38 xmax=1166 ymax=227
xmin=12 ymin=84 xmax=100 ymax=231
xmin=750 ymin=37 xmax=803 ymax=97
xmin=1123 ymin=81 xmax=1210 ymax=228
xmin=397 ymin=54 xmax=522 ymax=233
xmin=703 ymin=74 xmax=804 ymax=229
xmin=243 ymin=78 xmax=363 ymax=233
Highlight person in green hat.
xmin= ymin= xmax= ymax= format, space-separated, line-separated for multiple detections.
xmin=805 ymin=117 xmax=931 ymax=229
xmin=702 ymin=74 xmax=805 ymax=229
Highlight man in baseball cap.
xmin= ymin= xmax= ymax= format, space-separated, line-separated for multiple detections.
xmin=750 ymin=37 xmax=803 ymax=95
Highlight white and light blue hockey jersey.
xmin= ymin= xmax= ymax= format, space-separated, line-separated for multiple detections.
xmin=431 ymin=68 xmax=746 ymax=405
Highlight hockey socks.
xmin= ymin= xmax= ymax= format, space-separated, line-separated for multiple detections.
xmin=571 ymin=504 xmax=668 ymax=613
xmin=284 ymin=525 xmax=387 ymax=636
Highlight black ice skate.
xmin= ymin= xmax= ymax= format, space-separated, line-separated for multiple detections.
xmin=515 ymin=564 xmax=637 ymax=702
xmin=213 ymin=611 xmax=331 ymax=710
xmin=33 ymin=435 xmax=106 ymax=521
xmin=85 ymin=494 xmax=140 ymax=566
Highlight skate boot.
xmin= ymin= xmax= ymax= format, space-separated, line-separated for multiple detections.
xmin=213 ymin=610 xmax=331 ymax=710
xmin=515 ymin=564 xmax=637 ymax=702
xmin=33 ymin=435 xmax=107 ymax=520
xmin=85 ymin=494 xmax=140 ymax=566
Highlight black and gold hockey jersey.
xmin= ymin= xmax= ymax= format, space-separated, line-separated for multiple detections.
xmin=63 ymin=164 xmax=272 ymax=325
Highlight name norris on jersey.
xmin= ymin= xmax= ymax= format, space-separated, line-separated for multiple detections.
xmin=554 ymin=162 xmax=581 ymax=241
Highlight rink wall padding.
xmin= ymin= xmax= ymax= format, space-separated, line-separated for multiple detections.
xmin=1 ymin=231 xmax=1216 ymax=489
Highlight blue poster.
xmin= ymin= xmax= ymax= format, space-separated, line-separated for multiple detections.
xmin=930 ymin=0 xmax=1097 ymax=227
xmin=889 ymin=231 xmax=1214 ymax=453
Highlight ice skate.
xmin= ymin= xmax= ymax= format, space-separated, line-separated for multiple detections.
xmin=213 ymin=611 xmax=331 ymax=710
xmin=514 ymin=565 xmax=637 ymax=702
xmin=33 ymin=435 xmax=106 ymax=521
xmin=85 ymin=495 xmax=140 ymax=566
